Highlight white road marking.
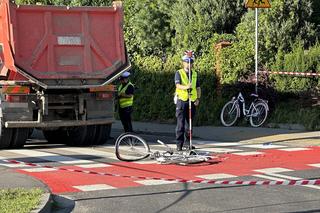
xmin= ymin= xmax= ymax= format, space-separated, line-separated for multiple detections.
xmin=0 ymin=156 xmax=32 ymax=168
xmin=8 ymin=150 xmax=56 ymax=157
xmin=308 ymin=163 xmax=320 ymax=168
xmin=75 ymin=163 xmax=111 ymax=168
xmin=56 ymin=147 xmax=141 ymax=161
xmin=200 ymin=148 xmax=243 ymax=153
xmin=253 ymin=174 xmax=285 ymax=181
xmin=58 ymin=159 xmax=94 ymax=164
xmin=151 ymin=144 xmax=176 ymax=149
xmin=233 ymin=151 xmax=265 ymax=156
xmin=21 ymin=168 xmax=57 ymax=172
xmin=196 ymin=173 xmax=237 ymax=180
xmin=133 ymin=160 xmax=155 ymax=164
xmin=7 ymin=149 xmax=96 ymax=165
xmin=0 ymin=163 xmax=32 ymax=168
xmin=55 ymin=147 xmax=118 ymax=160
xmin=278 ymin=148 xmax=311 ymax=152
xmin=207 ymin=142 xmax=242 ymax=147
xmin=241 ymin=144 xmax=286 ymax=149
xmin=192 ymin=140 xmax=221 ymax=145
xmin=254 ymin=167 xmax=293 ymax=174
xmin=73 ymin=184 xmax=116 ymax=191
xmin=135 ymin=180 xmax=178 ymax=185
xmin=265 ymin=173 xmax=301 ymax=180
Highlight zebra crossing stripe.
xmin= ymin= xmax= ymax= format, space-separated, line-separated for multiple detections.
xmin=2 ymin=159 xmax=320 ymax=186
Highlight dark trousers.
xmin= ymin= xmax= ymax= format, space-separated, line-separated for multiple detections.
xmin=175 ymin=100 xmax=196 ymax=149
xmin=119 ymin=106 xmax=133 ymax=132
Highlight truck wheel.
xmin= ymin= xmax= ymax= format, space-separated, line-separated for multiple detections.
xmin=85 ymin=125 xmax=97 ymax=146
xmin=43 ymin=129 xmax=68 ymax=144
xmin=65 ymin=126 xmax=88 ymax=146
xmin=28 ymin=128 xmax=34 ymax=138
xmin=0 ymin=123 xmax=13 ymax=149
xmin=9 ymin=128 xmax=29 ymax=148
xmin=93 ymin=124 xmax=111 ymax=145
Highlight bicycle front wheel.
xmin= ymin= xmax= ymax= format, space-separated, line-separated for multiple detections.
xmin=220 ymin=101 xmax=240 ymax=127
xmin=250 ymin=102 xmax=268 ymax=127
xmin=115 ymin=133 xmax=150 ymax=161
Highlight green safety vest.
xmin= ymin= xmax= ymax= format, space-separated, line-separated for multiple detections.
xmin=118 ymin=82 xmax=134 ymax=108
xmin=175 ymin=69 xmax=198 ymax=102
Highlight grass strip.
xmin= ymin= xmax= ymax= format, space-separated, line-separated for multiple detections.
xmin=0 ymin=188 xmax=43 ymax=213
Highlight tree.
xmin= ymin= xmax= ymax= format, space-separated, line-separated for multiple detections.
xmin=219 ymin=0 xmax=316 ymax=84
xmin=243 ymin=0 xmax=315 ymax=65
xmin=170 ymin=0 xmax=245 ymax=55
xmin=310 ymin=0 xmax=320 ymax=37
xmin=123 ymin=0 xmax=172 ymax=57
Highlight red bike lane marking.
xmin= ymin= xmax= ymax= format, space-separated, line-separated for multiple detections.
xmin=16 ymin=146 xmax=320 ymax=194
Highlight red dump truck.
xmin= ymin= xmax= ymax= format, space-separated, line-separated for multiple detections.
xmin=0 ymin=0 xmax=130 ymax=148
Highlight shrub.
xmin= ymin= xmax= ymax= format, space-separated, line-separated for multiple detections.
xmin=271 ymin=42 xmax=320 ymax=93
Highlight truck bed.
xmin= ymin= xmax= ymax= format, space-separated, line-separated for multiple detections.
xmin=0 ymin=0 xmax=128 ymax=87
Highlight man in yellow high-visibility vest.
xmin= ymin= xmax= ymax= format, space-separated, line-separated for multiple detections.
xmin=175 ymin=52 xmax=201 ymax=151
xmin=118 ymin=71 xmax=134 ymax=132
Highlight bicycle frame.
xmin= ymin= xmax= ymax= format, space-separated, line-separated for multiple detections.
xmin=152 ymin=140 xmax=212 ymax=164
xmin=232 ymin=92 xmax=268 ymax=118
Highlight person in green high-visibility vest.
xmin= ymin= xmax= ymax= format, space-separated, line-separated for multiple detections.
xmin=174 ymin=51 xmax=201 ymax=151
xmin=118 ymin=71 xmax=134 ymax=132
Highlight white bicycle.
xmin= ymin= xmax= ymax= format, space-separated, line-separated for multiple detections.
xmin=115 ymin=133 xmax=213 ymax=165
xmin=220 ymin=92 xmax=269 ymax=127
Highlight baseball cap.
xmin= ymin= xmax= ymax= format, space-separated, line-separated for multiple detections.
xmin=182 ymin=55 xmax=194 ymax=63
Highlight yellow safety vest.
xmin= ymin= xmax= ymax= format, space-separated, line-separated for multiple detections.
xmin=175 ymin=69 xmax=198 ymax=102
xmin=118 ymin=82 xmax=134 ymax=108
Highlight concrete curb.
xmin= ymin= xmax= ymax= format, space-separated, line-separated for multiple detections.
xmin=31 ymin=192 xmax=52 ymax=213
xmin=51 ymin=194 xmax=75 ymax=212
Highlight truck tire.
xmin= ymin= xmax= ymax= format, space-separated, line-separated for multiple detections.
xmin=0 ymin=124 xmax=13 ymax=149
xmin=10 ymin=128 xmax=29 ymax=148
xmin=64 ymin=127 xmax=86 ymax=146
xmin=43 ymin=129 xmax=69 ymax=144
xmin=65 ymin=125 xmax=96 ymax=146
xmin=28 ymin=128 xmax=34 ymax=138
xmin=93 ymin=124 xmax=111 ymax=145
xmin=83 ymin=125 xmax=96 ymax=146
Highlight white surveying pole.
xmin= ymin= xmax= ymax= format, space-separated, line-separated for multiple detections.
xmin=188 ymin=57 xmax=192 ymax=150
xmin=255 ymin=8 xmax=259 ymax=94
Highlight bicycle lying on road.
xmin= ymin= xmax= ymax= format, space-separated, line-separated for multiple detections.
xmin=115 ymin=133 xmax=213 ymax=165
xmin=220 ymin=92 xmax=269 ymax=127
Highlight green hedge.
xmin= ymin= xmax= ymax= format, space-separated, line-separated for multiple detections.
xmin=271 ymin=42 xmax=320 ymax=93
xmin=131 ymin=52 xmax=220 ymax=125
xmin=129 ymin=42 xmax=320 ymax=130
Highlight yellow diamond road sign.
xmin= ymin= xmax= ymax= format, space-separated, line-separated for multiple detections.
xmin=246 ymin=0 xmax=271 ymax=8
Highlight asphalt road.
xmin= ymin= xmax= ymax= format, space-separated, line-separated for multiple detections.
xmin=0 ymin=128 xmax=319 ymax=213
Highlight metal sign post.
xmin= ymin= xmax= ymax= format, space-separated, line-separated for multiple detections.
xmin=245 ymin=0 xmax=271 ymax=94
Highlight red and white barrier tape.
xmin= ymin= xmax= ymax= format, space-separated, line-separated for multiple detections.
xmin=259 ymin=71 xmax=320 ymax=77
xmin=3 ymin=159 xmax=320 ymax=186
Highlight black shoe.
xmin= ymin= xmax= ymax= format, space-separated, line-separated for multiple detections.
xmin=176 ymin=146 xmax=183 ymax=151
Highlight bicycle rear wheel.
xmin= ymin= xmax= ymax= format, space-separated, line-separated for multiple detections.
xmin=115 ymin=133 xmax=150 ymax=161
xmin=220 ymin=101 xmax=240 ymax=127
xmin=250 ymin=102 xmax=268 ymax=127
